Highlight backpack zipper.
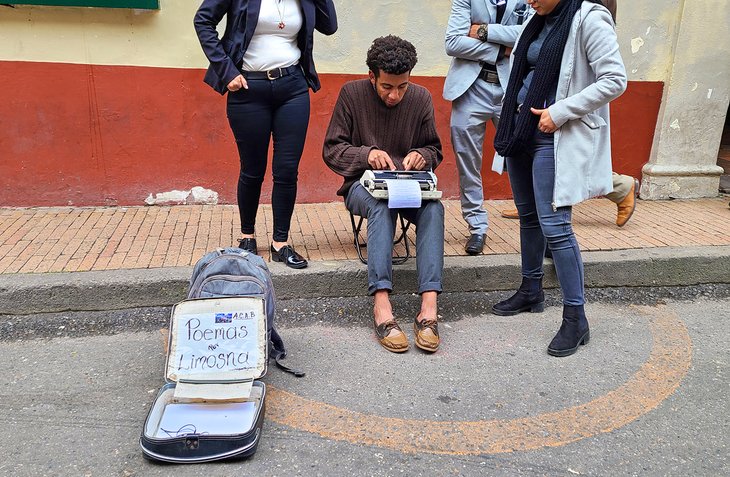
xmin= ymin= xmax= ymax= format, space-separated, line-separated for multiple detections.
xmin=193 ymin=274 xmax=267 ymax=298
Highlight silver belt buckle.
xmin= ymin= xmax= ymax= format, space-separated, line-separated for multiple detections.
xmin=487 ymin=71 xmax=499 ymax=83
xmin=266 ymin=68 xmax=281 ymax=80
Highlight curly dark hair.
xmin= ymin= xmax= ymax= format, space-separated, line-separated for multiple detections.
xmin=366 ymin=35 xmax=418 ymax=78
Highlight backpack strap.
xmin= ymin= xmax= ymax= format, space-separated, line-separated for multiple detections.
xmin=270 ymin=328 xmax=305 ymax=378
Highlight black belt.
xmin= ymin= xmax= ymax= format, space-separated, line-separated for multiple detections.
xmin=478 ymin=68 xmax=500 ymax=84
xmin=243 ymin=64 xmax=299 ymax=81
xmin=481 ymin=62 xmax=498 ymax=72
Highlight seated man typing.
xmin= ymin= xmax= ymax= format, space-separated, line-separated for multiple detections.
xmin=322 ymin=35 xmax=445 ymax=353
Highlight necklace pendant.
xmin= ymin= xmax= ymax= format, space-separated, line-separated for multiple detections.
xmin=278 ymin=21 xmax=285 ymax=29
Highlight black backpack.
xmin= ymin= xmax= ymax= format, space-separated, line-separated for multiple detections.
xmin=187 ymin=248 xmax=303 ymax=377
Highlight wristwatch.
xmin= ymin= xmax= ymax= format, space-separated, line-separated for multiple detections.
xmin=477 ymin=24 xmax=489 ymax=42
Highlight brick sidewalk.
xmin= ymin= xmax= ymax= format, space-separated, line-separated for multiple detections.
xmin=0 ymin=198 xmax=728 ymax=274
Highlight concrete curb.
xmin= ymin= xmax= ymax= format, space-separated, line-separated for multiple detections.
xmin=1 ymin=245 xmax=729 ymax=314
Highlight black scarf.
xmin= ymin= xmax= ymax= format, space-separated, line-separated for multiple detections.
xmin=494 ymin=0 xmax=596 ymax=157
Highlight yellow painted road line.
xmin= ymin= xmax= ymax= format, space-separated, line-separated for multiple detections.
xmin=267 ymin=305 xmax=691 ymax=455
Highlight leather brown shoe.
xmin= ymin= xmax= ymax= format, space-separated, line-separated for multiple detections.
xmin=374 ymin=319 xmax=409 ymax=353
xmin=616 ymin=178 xmax=639 ymax=227
xmin=414 ymin=318 xmax=440 ymax=352
xmin=501 ymin=208 xmax=519 ymax=219
xmin=465 ymin=233 xmax=486 ymax=255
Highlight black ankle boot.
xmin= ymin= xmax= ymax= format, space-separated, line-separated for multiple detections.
xmin=547 ymin=305 xmax=590 ymax=357
xmin=492 ymin=277 xmax=545 ymax=316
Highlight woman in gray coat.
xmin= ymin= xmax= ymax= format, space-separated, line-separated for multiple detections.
xmin=492 ymin=0 xmax=626 ymax=356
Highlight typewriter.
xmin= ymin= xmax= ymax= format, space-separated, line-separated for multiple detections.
xmin=359 ymin=170 xmax=442 ymax=200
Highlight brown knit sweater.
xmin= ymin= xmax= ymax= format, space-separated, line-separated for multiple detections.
xmin=322 ymin=79 xmax=443 ymax=196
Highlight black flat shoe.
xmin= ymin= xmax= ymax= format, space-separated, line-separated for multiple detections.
xmin=270 ymin=244 xmax=308 ymax=269
xmin=237 ymin=238 xmax=257 ymax=254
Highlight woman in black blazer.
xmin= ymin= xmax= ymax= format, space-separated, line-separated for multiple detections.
xmin=194 ymin=0 xmax=337 ymax=269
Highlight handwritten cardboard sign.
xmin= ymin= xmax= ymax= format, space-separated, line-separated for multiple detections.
xmin=166 ymin=297 xmax=266 ymax=383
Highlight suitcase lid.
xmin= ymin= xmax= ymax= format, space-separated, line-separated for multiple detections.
xmin=165 ymin=297 xmax=267 ymax=399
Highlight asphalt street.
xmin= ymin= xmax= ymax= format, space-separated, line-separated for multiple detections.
xmin=0 ymin=295 xmax=727 ymax=476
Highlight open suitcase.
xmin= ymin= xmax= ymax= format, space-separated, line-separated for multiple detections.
xmin=140 ymin=296 xmax=268 ymax=463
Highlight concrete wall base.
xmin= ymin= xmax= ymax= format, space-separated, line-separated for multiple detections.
xmin=640 ymin=164 xmax=724 ymax=199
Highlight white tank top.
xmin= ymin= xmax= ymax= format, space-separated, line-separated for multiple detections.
xmin=241 ymin=0 xmax=303 ymax=72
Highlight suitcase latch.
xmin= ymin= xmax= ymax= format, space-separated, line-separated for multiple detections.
xmin=185 ymin=436 xmax=200 ymax=450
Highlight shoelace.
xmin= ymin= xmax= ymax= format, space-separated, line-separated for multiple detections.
xmin=377 ymin=320 xmax=402 ymax=338
xmin=416 ymin=319 xmax=438 ymax=333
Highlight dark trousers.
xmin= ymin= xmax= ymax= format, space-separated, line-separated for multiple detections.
xmin=226 ymin=68 xmax=310 ymax=242
xmin=506 ymin=130 xmax=585 ymax=306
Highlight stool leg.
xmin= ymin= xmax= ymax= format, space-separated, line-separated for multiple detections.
xmin=350 ymin=213 xmax=368 ymax=265
xmin=392 ymin=214 xmax=412 ymax=265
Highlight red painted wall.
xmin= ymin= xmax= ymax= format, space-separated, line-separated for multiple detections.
xmin=0 ymin=61 xmax=662 ymax=207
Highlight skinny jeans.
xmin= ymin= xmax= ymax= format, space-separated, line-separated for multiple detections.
xmin=506 ymin=129 xmax=585 ymax=306
xmin=226 ymin=68 xmax=310 ymax=242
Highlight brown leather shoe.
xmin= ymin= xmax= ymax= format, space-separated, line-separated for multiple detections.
xmin=414 ymin=318 xmax=440 ymax=352
xmin=374 ymin=319 xmax=409 ymax=353
xmin=616 ymin=178 xmax=639 ymax=227
xmin=501 ymin=208 xmax=519 ymax=219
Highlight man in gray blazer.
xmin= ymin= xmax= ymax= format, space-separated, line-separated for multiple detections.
xmin=444 ymin=0 xmax=530 ymax=255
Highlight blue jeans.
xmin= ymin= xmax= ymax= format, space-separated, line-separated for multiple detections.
xmin=506 ymin=131 xmax=585 ymax=306
xmin=345 ymin=182 xmax=444 ymax=296
xmin=227 ymin=68 xmax=310 ymax=242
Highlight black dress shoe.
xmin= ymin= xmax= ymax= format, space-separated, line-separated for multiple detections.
xmin=465 ymin=233 xmax=486 ymax=255
xmin=238 ymin=238 xmax=257 ymax=254
xmin=270 ymin=244 xmax=308 ymax=269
